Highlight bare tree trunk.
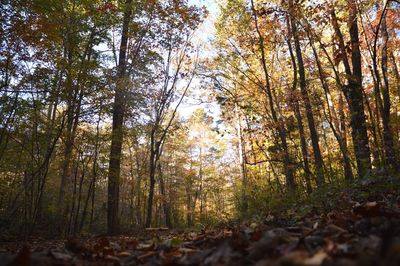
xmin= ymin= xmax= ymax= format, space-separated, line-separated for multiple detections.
xmin=330 ymin=4 xmax=371 ymax=177
xmin=158 ymin=163 xmax=171 ymax=228
xmin=186 ymin=158 xmax=194 ymax=227
xmin=347 ymin=0 xmax=372 ymax=176
xmin=199 ymin=147 xmax=204 ymax=222
xmin=391 ymin=52 xmax=400 ymax=98
xmin=146 ymin=132 xmax=157 ymax=228
xmin=337 ymin=94 xmax=354 ymax=180
xmin=107 ymin=0 xmax=132 ymax=235
xmin=58 ymin=31 xmax=76 ymax=219
xmin=134 ymin=144 xmax=144 ymax=227
xmin=287 ymin=22 xmax=312 ymax=193
xmin=380 ymin=9 xmax=398 ymax=170
xmin=235 ymin=102 xmax=248 ymax=214
xmin=288 ymin=0 xmax=324 ymax=188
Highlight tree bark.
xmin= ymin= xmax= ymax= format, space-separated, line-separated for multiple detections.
xmin=107 ymin=0 xmax=132 ymax=235
xmin=146 ymin=132 xmax=157 ymax=228
xmin=288 ymin=0 xmax=324 ymax=188
xmin=330 ymin=4 xmax=371 ymax=177
xmin=347 ymin=0 xmax=372 ymax=177
xmin=235 ymin=101 xmax=248 ymax=213
xmin=390 ymin=52 xmax=400 ymax=98
xmin=158 ymin=163 xmax=172 ymax=228
xmin=286 ymin=28 xmax=312 ymax=193
xmin=380 ymin=7 xmax=398 ymax=170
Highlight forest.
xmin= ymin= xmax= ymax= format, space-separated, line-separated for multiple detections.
xmin=1 ymin=0 xmax=400 ymax=265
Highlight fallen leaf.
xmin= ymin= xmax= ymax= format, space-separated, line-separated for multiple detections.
xmin=116 ymin=251 xmax=131 ymax=257
xmin=104 ymin=254 xmax=120 ymax=264
xmin=303 ymin=250 xmax=330 ymax=265
xmin=136 ymin=242 xmax=155 ymax=251
xmin=50 ymin=251 xmax=72 ymax=261
xmin=137 ymin=251 xmax=156 ymax=262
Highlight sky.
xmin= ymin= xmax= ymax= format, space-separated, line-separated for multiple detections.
xmin=177 ymin=0 xmax=221 ymax=120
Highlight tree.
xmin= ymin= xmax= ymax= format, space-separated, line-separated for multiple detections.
xmin=107 ymin=0 xmax=133 ymax=235
xmin=330 ymin=1 xmax=372 ymax=177
xmin=288 ymin=0 xmax=325 ymax=187
xmin=145 ymin=37 xmax=199 ymax=228
xmin=250 ymin=0 xmax=296 ymax=192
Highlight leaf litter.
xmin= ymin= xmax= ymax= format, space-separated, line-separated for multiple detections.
xmin=1 ymin=186 xmax=400 ymax=266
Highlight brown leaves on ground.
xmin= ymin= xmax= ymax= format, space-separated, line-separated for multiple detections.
xmin=1 ymin=188 xmax=400 ymax=266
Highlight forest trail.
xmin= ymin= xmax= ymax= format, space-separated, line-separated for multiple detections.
xmin=2 ymin=1 xmax=400 ymax=265
xmin=1 ymin=181 xmax=400 ymax=266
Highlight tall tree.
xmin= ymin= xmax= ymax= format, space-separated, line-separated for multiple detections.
xmin=379 ymin=2 xmax=398 ymax=170
xmin=145 ymin=38 xmax=198 ymax=228
xmin=286 ymin=22 xmax=312 ymax=192
xmin=288 ymin=0 xmax=325 ymax=187
xmin=107 ymin=0 xmax=132 ymax=235
xmin=330 ymin=2 xmax=372 ymax=177
xmin=250 ymin=0 xmax=296 ymax=192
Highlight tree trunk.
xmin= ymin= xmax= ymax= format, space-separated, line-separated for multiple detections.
xmin=158 ymin=163 xmax=172 ymax=228
xmin=347 ymin=0 xmax=372 ymax=177
xmin=331 ymin=4 xmax=371 ymax=177
xmin=380 ymin=9 xmax=398 ymax=170
xmin=251 ymin=0 xmax=296 ymax=191
xmin=306 ymin=28 xmax=354 ymax=181
xmin=107 ymin=0 xmax=132 ymax=235
xmin=235 ymin=102 xmax=248 ymax=213
xmin=288 ymin=1 xmax=324 ymax=188
xmin=338 ymin=94 xmax=354 ymax=180
xmin=199 ymin=147 xmax=204 ymax=222
xmin=146 ymin=133 xmax=157 ymax=228
xmin=390 ymin=52 xmax=400 ymax=98
xmin=287 ymin=20 xmax=312 ymax=193
xmin=58 ymin=29 xmax=76 ymax=219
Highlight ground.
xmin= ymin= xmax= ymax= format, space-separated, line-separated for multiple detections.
xmin=1 ymin=178 xmax=400 ymax=266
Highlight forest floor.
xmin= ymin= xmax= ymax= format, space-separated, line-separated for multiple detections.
xmin=1 ymin=177 xmax=400 ymax=266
